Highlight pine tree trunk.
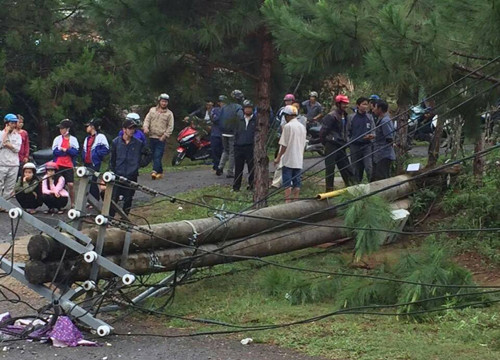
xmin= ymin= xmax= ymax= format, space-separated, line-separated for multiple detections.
xmin=427 ymin=115 xmax=445 ymax=167
xmin=253 ymin=28 xmax=273 ymax=208
xmin=450 ymin=116 xmax=464 ymax=160
xmin=37 ymin=118 xmax=51 ymax=148
xmin=473 ymin=131 xmax=485 ymax=182
xmin=395 ymin=98 xmax=409 ymax=174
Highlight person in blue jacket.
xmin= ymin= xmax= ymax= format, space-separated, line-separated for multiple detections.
xmin=82 ymin=118 xmax=110 ymax=202
xmin=119 ymin=113 xmax=147 ymax=144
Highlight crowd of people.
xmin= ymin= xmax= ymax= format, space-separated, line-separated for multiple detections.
xmin=0 ymin=89 xmax=397 ymax=214
xmin=0 ymin=94 xmax=171 ymax=214
xmin=190 ymin=90 xmax=396 ymax=202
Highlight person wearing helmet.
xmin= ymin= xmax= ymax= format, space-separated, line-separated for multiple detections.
xmin=120 ymin=113 xmax=147 ymax=144
xmin=82 ymin=118 xmax=110 ymax=202
xmin=41 ymin=161 xmax=69 ymax=214
xmin=209 ymin=96 xmax=226 ymax=171
xmin=233 ymin=100 xmax=256 ymax=192
xmin=319 ymin=95 xmax=356 ymax=191
xmin=347 ymin=97 xmax=376 ymax=182
xmin=15 ymin=162 xmax=43 ymax=214
xmin=143 ymin=93 xmax=175 ymax=180
xmin=275 ymin=93 xmax=296 ymax=131
xmin=0 ymin=114 xmax=22 ymax=208
xmin=301 ymin=91 xmax=323 ymax=123
xmin=52 ymin=119 xmax=79 ymax=209
xmin=369 ymin=94 xmax=381 ymax=120
xmin=110 ymin=119 xmax=145 ymax=216
xmin=216 ymin=90 xmax=244 ymax=177
xmin=274 ymin=105 xmax=306 ymax=203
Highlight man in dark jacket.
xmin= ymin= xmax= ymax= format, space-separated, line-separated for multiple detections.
xmin=110 ymin=119 xmax=144 ymax=216
xmin=371 ymin=100 xmax=396 ymax=181
xmin=348 ymin=97 xmax=375 ymax=182
xmin=233 ymin=100 xmax=256 ymax=192
xmin=216 ymin=90 xmax=244 ymax=178
xmin=210 ymin=96 xmax=225 ymax=171
xmin=319 ymin=95 xmax=355 ymax=191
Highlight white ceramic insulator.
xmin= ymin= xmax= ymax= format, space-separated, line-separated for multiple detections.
xmin=102 ymin=172 xmax=115 ymax=183
xmin=8 ymin=208 xmax=22 ymax=219
xmin=84 ymin=251 xmax=98 ymax=263
xmin=82 ymin=280 xmax=96 ymax=291
xmin=76 ymin=166 xmax=89 ymax=178
xmin=95 ymin=215 xmax=107 ymax=226
xmin=67 ymin=209 xmax=81 ymax=220
xmin=122 ymin=274 xmax=135 ymax=285
xmin=97 ymin=325 xmax=111 ymax=337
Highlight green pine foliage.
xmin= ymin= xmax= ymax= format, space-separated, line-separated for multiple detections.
xmin=338 ymin=192 xmax=395 ymax=262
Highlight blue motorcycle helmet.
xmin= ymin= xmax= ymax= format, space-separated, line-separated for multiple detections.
xmin=369 ymin=94 xmax=380 ymax=101
xmin=4 ymin=113 xmax=18 ymax=123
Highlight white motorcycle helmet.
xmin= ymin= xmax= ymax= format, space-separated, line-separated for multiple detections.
xmin=126 ymin=112 xmax=141 ymax=126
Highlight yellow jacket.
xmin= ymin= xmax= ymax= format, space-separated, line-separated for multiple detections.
xmin=143 ymin=106 xmax=174 ymax=139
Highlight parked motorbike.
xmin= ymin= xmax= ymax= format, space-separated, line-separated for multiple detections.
xmin=31 ymin=148 xmax=53 ymax=175
xmin=305 ymin=122 xmax=325 ymax=156
xmin=171 ymin=126 xmax=211 ymax=166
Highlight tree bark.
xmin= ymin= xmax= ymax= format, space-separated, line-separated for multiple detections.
xmin=473 ymin=131 xmax=486 ymax=182
xmin=427 ymin=115 xmax=445 ymax=167
xmin=395 ymin=97 xmax=410 ymax=174
xmin=253 ymin=28 xmax=273 ymax=208
xmin=450 ymin=116 xmax=464 ymax=160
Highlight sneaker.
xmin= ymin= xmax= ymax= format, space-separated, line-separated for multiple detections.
xmin=155 ymin=173 xmax=164 ymax=180
xmin=232 ymin=188 xmax=240 ymax=192
xmin=246 ymin=185 xmax=254 ymax=191
xmin=216 ymin=169 xmax=223 ymax=176
xmin=151 ymin=171 xmax=157 ymax=180
xmin=226 ymin=174 xmax=234 ymax=178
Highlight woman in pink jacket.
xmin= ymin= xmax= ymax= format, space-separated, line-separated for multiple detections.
xmin=41 ymin=161 xmax=69 ymax=214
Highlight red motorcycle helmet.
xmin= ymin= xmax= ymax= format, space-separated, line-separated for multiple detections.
xmin=335 ymin=94 xmax=350 ymax=104
xmin=45 ymin=161 xmax=59 ymax=171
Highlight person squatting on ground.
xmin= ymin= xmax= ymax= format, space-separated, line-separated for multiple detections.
xmin=216 ymin=90 xmax=244 ymax=178
xmin=41 ymin=161 xmax=69 ymax=214
xmin=143 ymin=93 xmax=174 ymax=180
xmin=274 ymin=105 xmax=307 ymax=203
xmin=82 ymin=118 xmax=110 ymax=202
xmin=110 ymin=119 xmax=145 ymax=217
xmin=16 ymin=114 xmax=30 ymax=169
xmin=15 ymin=162 xmax=43 ymax=214
xmin=348 ymin=97 xmax=375 ymax=183
xmin=210 ymin=96 xmax=225 ymax=171
xmin=0 ymin=114 xmax=22 ymax=208
xmin=320 ymin=95 xmax=356 ymax=191
xmin=371 ymin=100 xmax=396 ymax=181
xmin=233 ymin=100 xmax=256 ymax=192
xmin=52 ymin=119 xmax=79 ymax=208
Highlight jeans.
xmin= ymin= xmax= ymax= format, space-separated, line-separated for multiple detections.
xmin=210 ymin=136 xmax=223 ymax=170
xmin=350 ymin=143 xmax=373 ymax=183
xmin=110 ymin=173 xmax=137 ymax=217
xmin=149 ymin=138 xmax=165 ymax=174
xmin=233 ymin=145 xmax=254 ymax=190
xmin=282 ymin=166 xmax=302 ymax=188
xmin=218 ymin=136 xmax=235 ymax=176
xmin=324 ymin=142 xmax=355 ymax=191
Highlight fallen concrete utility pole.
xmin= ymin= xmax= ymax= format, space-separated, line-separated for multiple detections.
xmin=24 ymin=200 xmax=410 ymax=284
xmin=28 ymin=175 xmax=416 ymax=261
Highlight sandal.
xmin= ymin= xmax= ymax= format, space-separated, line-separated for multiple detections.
xmin=27 ymin=209 xmax=37 ymax=215
xmin=57 ymin=209 xmax=65 ymax=214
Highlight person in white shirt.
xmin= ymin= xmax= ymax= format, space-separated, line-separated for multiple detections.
xmin=0 ymin=114 xmax=22 ymax=208
xmin=274 ymin=105 xmax=307 ymax=203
